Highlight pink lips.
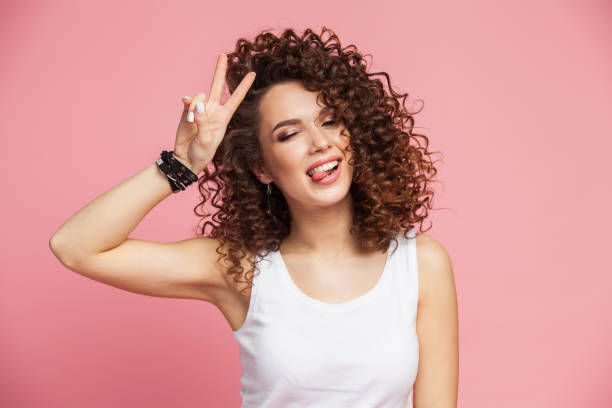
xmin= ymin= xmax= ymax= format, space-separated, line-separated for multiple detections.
xmin=310 ymin=158 xmax=342 ymax=185
xmin=306 ymin=156 xmax=342 ymax=175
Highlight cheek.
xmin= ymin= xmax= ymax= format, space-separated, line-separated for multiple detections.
xmin=271 ymin=151 xmax=306 ymax=177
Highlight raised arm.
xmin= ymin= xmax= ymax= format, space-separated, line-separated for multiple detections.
xmin=49 ymin=54 xmax=256 ymax=303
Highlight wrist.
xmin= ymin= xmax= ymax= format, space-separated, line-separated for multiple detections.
xmin=171 ymin=152 xmax=200 ymax=175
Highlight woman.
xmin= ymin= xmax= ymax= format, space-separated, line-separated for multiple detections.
xmin=50 ymin=27 xmax=458 ymax=407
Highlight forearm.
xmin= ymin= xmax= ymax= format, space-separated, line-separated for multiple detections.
xmin=50 ymin=160 xmax=183 ymax=259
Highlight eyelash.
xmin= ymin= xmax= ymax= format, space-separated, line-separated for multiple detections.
xmin=279 ymin=120 xmax=337 ymax=141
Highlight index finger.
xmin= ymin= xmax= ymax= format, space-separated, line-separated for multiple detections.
xmin=223 ymin=72 xmax=256 ymax=116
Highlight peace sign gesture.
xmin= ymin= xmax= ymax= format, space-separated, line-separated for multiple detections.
xmin=173 ymin=54 xmax=256 ymax=174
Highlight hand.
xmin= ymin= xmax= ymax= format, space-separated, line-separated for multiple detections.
xmin=173 ymin=54 xmax=256 ymax=174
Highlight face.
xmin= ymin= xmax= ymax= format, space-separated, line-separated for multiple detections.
xmin=253 ymin=80 xmax=353 ymax=211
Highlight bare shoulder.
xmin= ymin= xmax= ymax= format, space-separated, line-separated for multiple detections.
xmin=414 ymin=232 xmax=455 ymax=305
xmin=412 ymin=232 xmax=459 ymax=405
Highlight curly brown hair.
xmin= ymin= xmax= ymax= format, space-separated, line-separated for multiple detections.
xmin=193 ymin=27 xmax=441 ymax=295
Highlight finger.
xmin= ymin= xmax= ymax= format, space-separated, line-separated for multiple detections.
xmin=182 ymin=96 xmax=191 ymax=113
xmin=192 ymin=93 xmax=208 ymax=127
xmin=223 ymin=71 xmax=256 ymax=116
xmin=186 ymin=92 xmax=206 ymax=123
xmin=208 ymin=54 xmax=227 ymax=104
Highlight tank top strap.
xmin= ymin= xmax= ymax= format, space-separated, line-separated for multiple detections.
xmin=231 ymin=251 xmax=272 ymax=336
xmin=390 ymin=230 xmax=419 ymax=322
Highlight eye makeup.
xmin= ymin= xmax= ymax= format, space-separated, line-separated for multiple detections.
xmin=272 ymin=107 xmax=335 ymax=140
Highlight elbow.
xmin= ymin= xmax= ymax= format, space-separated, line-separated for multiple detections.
xmin=49 ymin=234 xmax=61 ymax=255
xmin=49 ymin=234 xmax=76 ymax=268
xmin=49 ymin=232 xmax=66 ymax=256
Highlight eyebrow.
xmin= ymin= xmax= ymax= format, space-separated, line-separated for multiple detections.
xmin=271 ymin=106 xmax=333 ymax=134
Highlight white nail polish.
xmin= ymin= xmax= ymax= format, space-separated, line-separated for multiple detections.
xmin=196 ymin=102 xmax=205 ymax=114
xmin=187 ymin=111 xmax=194 ymax=122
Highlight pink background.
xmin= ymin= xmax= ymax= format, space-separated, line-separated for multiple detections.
xmin=1 ymin=0 xmax=611 ymax=406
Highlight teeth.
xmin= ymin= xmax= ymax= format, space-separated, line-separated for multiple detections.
xmin=307 ymin=160 xmax=339 ymax=176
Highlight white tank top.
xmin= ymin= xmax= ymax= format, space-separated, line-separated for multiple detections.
xmin=232 ymin=230 xmax=419 ymax=407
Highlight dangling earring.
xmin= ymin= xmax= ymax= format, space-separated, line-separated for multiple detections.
xmin=265 ymin=183 xmax=273 ymax=216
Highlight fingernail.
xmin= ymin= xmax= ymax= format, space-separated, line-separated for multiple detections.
xmin=196 ymin=101 xmax=205 ymax=114
xmin=187 ymin=111 xmax=194 ymax=122
xmin=183 ymin=96 xmax=190 ymax=101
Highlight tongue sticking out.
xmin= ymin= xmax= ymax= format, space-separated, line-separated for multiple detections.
xmin=311 ymin=165 xmax=337 ymax=182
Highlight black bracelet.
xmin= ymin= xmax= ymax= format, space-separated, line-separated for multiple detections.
xmin=155 ymin=150 xmax=198 ymax=193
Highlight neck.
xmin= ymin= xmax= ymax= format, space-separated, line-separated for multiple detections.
xmin=281 ymin=193 xmax=360 ymax=259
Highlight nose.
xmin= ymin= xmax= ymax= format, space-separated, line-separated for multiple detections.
xmin=308 ymin=127 xmax=332 ymax=153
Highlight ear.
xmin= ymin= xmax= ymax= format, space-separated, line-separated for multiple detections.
xmin=250 ymin=161 xmax=274 ymax=185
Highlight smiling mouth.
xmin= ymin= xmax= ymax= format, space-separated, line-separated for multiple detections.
xmin=306 ymin=159 xmax=341 ymax=178
xmin=307 ymin=162 xmax=341 ymax=183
